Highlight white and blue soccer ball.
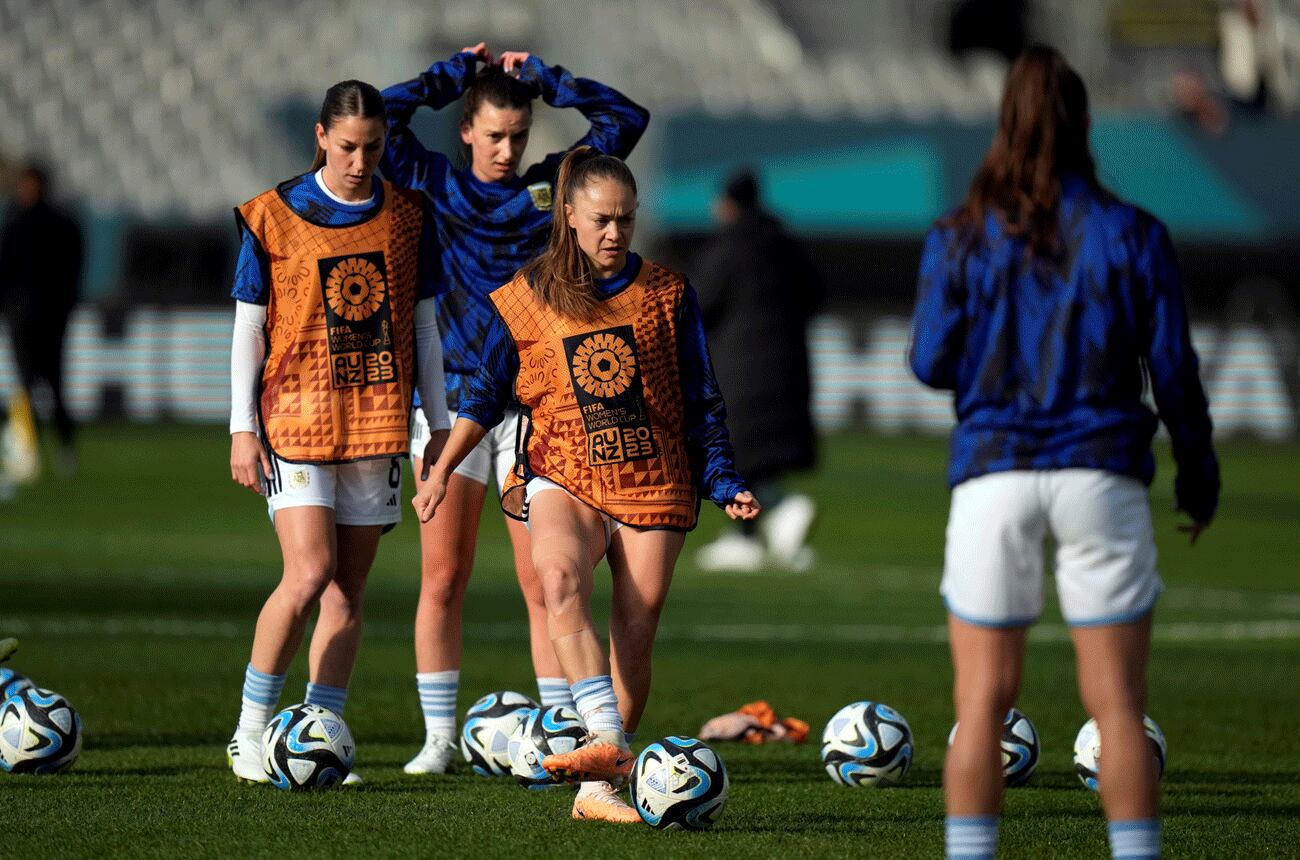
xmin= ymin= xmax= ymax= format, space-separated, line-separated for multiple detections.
xmin=507 ymin=705 xmax=587 ymax=789
xmin=1073 ymin=714 xmax=1167 ymax=791
xmin=261 ymin=704 xmax=355 ymax=790
xmin=821 ymin=701 xmax=913 ymax=787
xmin=630 ymin=736 xmax=729 ymax=830
xmin=461 ymin=691 xmax=538 ymax=777
xmin=0 ymin=667 xmax=33 ymax=700
xmin=0 ymin=687 xmax=82 ymax=774
xmin=947 ymin=707 xmax=1041 ymax=787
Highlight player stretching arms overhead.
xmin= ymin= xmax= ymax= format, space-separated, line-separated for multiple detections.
xmin=225 ymin=81 xmax=449 ymax=783
xmin=910 ymin=47 xmax=1219 ymax=860
xmin=379 ymin=43 xmax=649 ymax=776
xmin=413 ymin=148 xmax=758 ymax=823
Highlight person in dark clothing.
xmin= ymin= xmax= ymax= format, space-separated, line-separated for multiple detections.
xmin=691 ymin=171 xmax=824 ymax=571
xmin=0 ymin=163 xmax=83 ymax=472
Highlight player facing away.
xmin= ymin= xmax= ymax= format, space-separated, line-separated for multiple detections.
xmin=413 ymin=148 xmax=758 ymax=822
xmin=910 ymin=47 xmax=1219 ymax=860
xmin=380 ymin=43 xmax=649 ymax=775
xmin=225 ymin=81 xmax=450 ymax=784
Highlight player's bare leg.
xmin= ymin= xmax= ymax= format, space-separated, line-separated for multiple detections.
xmin=405 ymin=470 xmax=485 ymax=773
xmin=607 ymin=528 xmax=684 ymax=734
xmin=1072 ymin=614 xmax=1158 ymax=821
xmin=529 ymin=492 xmax=632 ymax=787
xmin=308 ymin=524 xmax=383 ymax=688
xmin=505 ymin=516 xmax=566 ymax=682
xmin=943 ymin=616 xmax=1026 ymax=816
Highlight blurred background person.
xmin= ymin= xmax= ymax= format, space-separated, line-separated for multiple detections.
xmin=691 ymin=170 xmax=824 ymax=573
xmin=0 ymin=163 xmax=83 ymax=479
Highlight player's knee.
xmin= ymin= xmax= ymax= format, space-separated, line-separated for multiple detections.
xmin=954 ymin=676 xmax=1018 ymax=718
xmin=419 ymin=563 xmax=470 ymax=608
xmin=280 ymin=560 xmax=334 ymax=614
xmin=536 ymin=559 xmax=584 ymax=617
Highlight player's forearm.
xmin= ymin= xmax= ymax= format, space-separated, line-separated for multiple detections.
xmin=429 ymin=417 xmax=489 ymax=482
xmin=229 ymin=301 xmax=266 ymax=435
xmin=518 ymin=57 xmax=650 ymax=158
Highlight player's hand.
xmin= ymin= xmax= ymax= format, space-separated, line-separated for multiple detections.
xmin=1177 ymin=519 xmax=1211 ymax=545
xmin=499 ymin=51 xmax=531 ymax=75
xmin=462 ymin=42 xmax=493 ymax=65
xmin=724 ymin=491 xmax=760 ymax=521
xmin=230 ymin=431 xmax=271 ymax=493
xmin=413 ymin=477 xmax=448 ymax=524
xmin=420 ymin=429 xmax=450 ymax=481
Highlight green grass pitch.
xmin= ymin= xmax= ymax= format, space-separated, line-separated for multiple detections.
xmin=1 ymin=425 xmax=1297 ymax=857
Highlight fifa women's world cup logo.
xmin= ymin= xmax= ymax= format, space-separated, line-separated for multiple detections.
xmin=325 ymin=257 xmax=387 ymax=322
xmin=571 ymin=331 xmax=637 ymax=399
xmin=563 ymin=325 xmax=657 ymax=466
xmin=317 ymin=251 xmax=398 ymax=389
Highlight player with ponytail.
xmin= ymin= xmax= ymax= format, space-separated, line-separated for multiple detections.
xmin=413 ymin=147 xmax=757 ymax=822
xmin=224 ymin=80 xmax=448 ymax=784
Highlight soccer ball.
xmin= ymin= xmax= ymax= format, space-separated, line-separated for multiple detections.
xmin=507 ymin=705 xmax=587 ymax=789
xmin=1073 ymin=715 xmax=1167 ymax=791
xmin=1 ymin=667 xmax=33 ymax=700
xmin=261 ymin=704 xmax=355 ymax=790
xmin=461 ymin=691 xmax=538 ymax=777
xmin=947 ymin=707 xmax=1041 ymax=787
xmin=630 ymin=736 xmax=729 ymax=830
xmin=821 ymin=701 xmax=913 ymax=787
xmin=0 ymin=687 xmax=83 ymax=774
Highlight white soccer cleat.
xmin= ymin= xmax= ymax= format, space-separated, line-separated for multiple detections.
xmin=694 ymin=532 xmax=765 ymax=573
xmin=226 ymin=729 xmax=269 ymax=783
xmin=342 ymin=771 xmax=363 ymax=786
xmin=761 ymin=494 xmax=817 ymax=570
xmin=403 ymin=734 xmax=459 ymax=775
xmin=572 ymin=780 xmax=641 ymax=824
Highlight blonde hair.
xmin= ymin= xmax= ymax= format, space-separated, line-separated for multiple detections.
xmin=517 ymin=146 xmax=638 ymax=320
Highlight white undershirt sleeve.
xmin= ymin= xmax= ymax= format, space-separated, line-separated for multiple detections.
xmin=415 ymin=298 xmax=451 ymax=433
xmin=230 ymin=301 xmax=267 ymax=435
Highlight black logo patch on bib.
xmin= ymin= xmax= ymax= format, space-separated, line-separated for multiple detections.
xmin=318 ymin=251 xmax=398 ymax=389
xmin=563 ymin=325 xmax=658 ymax=466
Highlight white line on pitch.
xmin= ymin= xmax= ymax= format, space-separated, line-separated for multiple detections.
xmin=1 ymin=617 xmax=1297 ymax=643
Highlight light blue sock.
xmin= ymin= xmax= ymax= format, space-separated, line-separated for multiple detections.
xmin=416 ymin=670 xmax=458 ymax=738
xmin=238 ymin=664 xmax=286 ymax=732
xmin=946 ymin=816 xmax=998 ymax=860
xmin=304 ymin=682 xmax=348 ymax=716
xmin=1109 ymin=819 xmax=1160 ymax=859
xmin=537 ymin=676 xmax=576 ymax=709
xmin=570 ymin=675 xmax=623 ymax=737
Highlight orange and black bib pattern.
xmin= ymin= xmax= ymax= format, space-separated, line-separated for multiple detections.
xmin=491 ymin=261 xmax=698 ymax=529
xmin=237 ymin=180 xmax=421 ymax=463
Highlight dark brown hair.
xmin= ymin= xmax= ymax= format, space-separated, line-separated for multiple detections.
xmin=518 ymin=146 xmax=638 ymax=320
xmin=310 ymin=80 xmax=386 ymax=171
xmin=950 ymin=46 xmax=1099 ymax=256
xmin=462 ymin=66 xmax=535 ymax=125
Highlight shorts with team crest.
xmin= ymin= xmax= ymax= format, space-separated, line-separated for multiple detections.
xmin=262 ymin=454 xmax=403 ymax=527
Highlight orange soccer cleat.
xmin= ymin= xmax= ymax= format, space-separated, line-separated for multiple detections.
xmin=571 ymin=781 xmax=642 ymax=824
xmin=543 ymin=736 xmax=634 ymax=784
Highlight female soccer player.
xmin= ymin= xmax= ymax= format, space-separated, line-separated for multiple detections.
xmin=225 ymin=81 xmax=449 ymax=783
xmin=910 ymin=47 xmax=1219 ymax=860
xmin=413 ymin=147 xmax=757 ymax=822
xmin=380 ymin=43 xmax=650 ymax=775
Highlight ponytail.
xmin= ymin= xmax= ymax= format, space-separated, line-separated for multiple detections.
xmin=311 ymin=80 xmax=387 ymax=171
xmin=518 ymin=146 xmax=638 ymax=321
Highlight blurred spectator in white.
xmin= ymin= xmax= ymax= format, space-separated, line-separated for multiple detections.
xmin=1219 ymin=0 xmax=1299 ymax=112
xmin=691 ymin=171 xmax=824 ymax=573
xmin=0 ymin=163 xmax=83 ymax=476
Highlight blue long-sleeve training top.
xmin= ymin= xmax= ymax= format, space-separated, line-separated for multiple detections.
xmin=231 ymin=171 xmax=441 ymax=304
xmin=909 ymin=174 xmax=1219 ymax=522
xmin=379 ymin=51 xmax=650 ymax=409
xmin=458 ymin=253 xmax=747 ymax=509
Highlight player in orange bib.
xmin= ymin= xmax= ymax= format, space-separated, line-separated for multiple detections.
xmin=413 ymin=147 xmax=759 ymax=822
xmin=224 ymin=81 xmax=450 ymax=784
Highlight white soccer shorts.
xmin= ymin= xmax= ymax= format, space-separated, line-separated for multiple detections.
xmin=941 ymin=469 xmax=1160 ymax=627
xmin=263 ymin=455 xmax=403 ymax=527
xmin=410 ymin=407 xmax=518 ymax=493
